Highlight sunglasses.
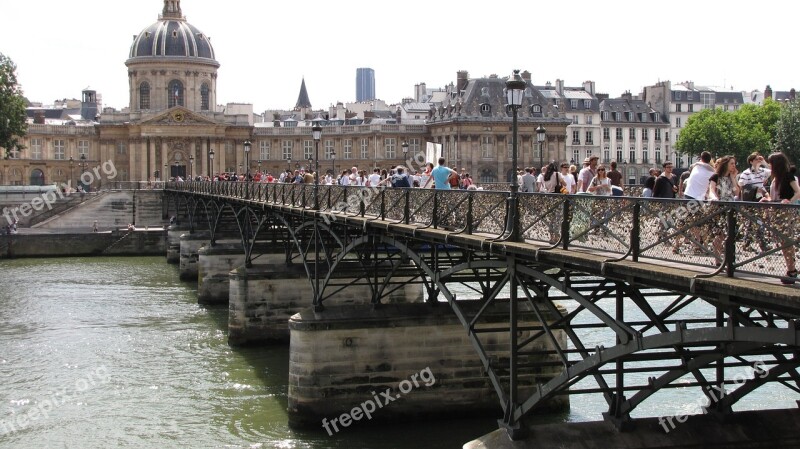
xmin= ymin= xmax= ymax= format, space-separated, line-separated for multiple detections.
xmin=597 ymin=168 xmax=606 ymax=171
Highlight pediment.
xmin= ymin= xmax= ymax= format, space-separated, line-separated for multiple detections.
xmin=140 ymin=107 xmax=218 ymax=126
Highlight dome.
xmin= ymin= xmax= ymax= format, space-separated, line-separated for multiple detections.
xmin=127 ymin=0 xmax=217 ymax=65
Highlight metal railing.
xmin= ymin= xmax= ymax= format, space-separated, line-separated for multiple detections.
xmin=166 ymin=181 xmax=800 ymax=284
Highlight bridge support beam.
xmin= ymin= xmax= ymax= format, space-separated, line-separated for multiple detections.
xmin=228 ymin=266 xmax=424 ymax=345
xmin=287 ymin=301 xmax=568 ymax=428
xmin=179 ymin=231 xmax=211 ymax=281
xmin=198 ymin=245 xmax=292 ymax=305
xmin=166 ymin=224 xmax=191 ymax=264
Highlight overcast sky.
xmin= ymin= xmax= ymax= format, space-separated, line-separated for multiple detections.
xmin=2 ymin=0 xmax=796 ymax=112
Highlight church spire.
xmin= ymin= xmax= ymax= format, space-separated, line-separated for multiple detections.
xmin=161 ymin=0 xmax=183 ymax=20
xmin=295 ymin=78 xmax=312 ymax=110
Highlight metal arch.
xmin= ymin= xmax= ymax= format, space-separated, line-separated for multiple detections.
xmin=714 ymin=357 xmax=800 ymax=411
xmin=228 ymin=204 xmax=268 ymax=268
xmin=514 ymin=326 xmax=800 ymax=423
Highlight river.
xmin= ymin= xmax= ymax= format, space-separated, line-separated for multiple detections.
xmin=0 ymin=257 xmax=794 ymax=448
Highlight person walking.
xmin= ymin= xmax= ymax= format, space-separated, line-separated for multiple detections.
xmin=607 ymin=161 xmax=623 ymax=187
xmin=738 ymin=152 xmax=771 ymax=201
xmin=521 ymin=167 xmax=537 ymax=193
xmin=707 ymin=156 xmax=739 ymax=201
xmin=587 ymin=165 xmax=612 ymax=196
xmin=653 ymin=161 xmax=678 ymax=198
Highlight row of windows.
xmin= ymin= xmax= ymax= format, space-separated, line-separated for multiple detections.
xmin=139 ymin=80 xmax=210 ymax=110
xmin=601 ymin=111 xmax=661 ymax=123
xmin=28 ymin=139 xmax=91 ymax=160
xmin=601 ymin=128 xmax=666 ymax=141
xmin=249 ymin=138 xmax=424 ymax=162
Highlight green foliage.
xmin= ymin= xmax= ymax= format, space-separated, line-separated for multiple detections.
xmin=675 ymin=99 xmax=787 ymax=167
xmin=774 ymin=99 xmax=800 ymax=164
xmin=0 ymin=53 xmax=28 ymax=159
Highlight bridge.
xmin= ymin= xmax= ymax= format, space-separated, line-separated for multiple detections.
xmin=164 ymin=181 xmax=800 ymax=445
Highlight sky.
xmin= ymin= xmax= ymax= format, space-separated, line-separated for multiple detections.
xmin=2 ymin=0 xmax=797 ymax=113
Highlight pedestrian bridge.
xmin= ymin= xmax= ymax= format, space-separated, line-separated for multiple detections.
xmin=165 ymin=181 xmax=800 ymax=442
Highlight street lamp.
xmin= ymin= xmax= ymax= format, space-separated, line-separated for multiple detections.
xmin=287 ymin=157 xmax=291 ymax=171
xmin=209 ymin=149 xmax=215 ymax=178
xmin=331 ymin=150 xmax=336 ymax=178
xmin=505 ymin=69 xmax=525 ymax=242
xmin=402 ymin=141 xmax=409 ymax=160
xmin=80 ymin=154 xmax=87 ymax=190
xmin=189 ymin=155 xmax=194 ymax=180
xmin=257 ymin=160 xmax=262 ymax=174
xmin=69 ymin=156 xmax=74 ymax=189
xmin=312 ymin=124 xmax=322 ymax=209
xmin=243 ymin=139 xmax=251 ymax=179
xmin=536 ymin=125 xmax=546 ymax=171
xmin=165 ymin=163 xmax=169 ymax=180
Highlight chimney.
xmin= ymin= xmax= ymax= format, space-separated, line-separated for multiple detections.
xmin=521 ymin=70 xmax=532 ymax=83
xmin=457 ymin=70 xmax=469 ymax=92
xmin=582 ymin=81 xmax=595 ymax=95
xmin=765 ymin=85 xmax=773 ymax=99
xmin=34 ymin=111 xmax=45 ymax=124
xmin=555 ymin=79 xmax=564 ymax=95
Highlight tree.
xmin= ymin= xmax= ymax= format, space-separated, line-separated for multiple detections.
xmin=0 ymin=53 xmax=28 ymax=159
xmin=675 ymin=108 xmax=733 ymax=159
xmin=774 ymin=99 xmax=800 ymax=164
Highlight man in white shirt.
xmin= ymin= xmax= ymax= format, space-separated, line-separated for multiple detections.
xmin=577 ymin=156 xmax=598 ymax=192
xmin=560 ymin=163 xmax=576 ymax=194
xmin=368 ymin=168 xmax=382 ymax=187
xmin=738 ymin=152 xmax=771 ymax=201
xmin=683 ymin=151 xmax=715 ymax=200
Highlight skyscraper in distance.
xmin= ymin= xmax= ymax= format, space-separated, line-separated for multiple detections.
xmin=356 ymin=68 xmax=375 ymax=102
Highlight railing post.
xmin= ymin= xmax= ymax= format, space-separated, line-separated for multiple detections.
xmin=404 ymin=189 xmax=410 ymax=225
xmin=380 ymin=189 xmax=386 ymax=220
xmin=725 ymin=207 xmax=736 ymax=277
xmin=467 ymin=192 xmax=474 ymax=235
xmin=561 ymin=199 xmax=570 ymax=250
xmin=631 ymin=202 xmax=641 ymax=262
xmin=433 ymin=191 xmax=439 ymax=229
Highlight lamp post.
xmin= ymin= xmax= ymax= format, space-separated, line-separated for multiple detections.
xmin=69 ymin=156 xmax=74 ymax=190
xmin=505 ymin=69 xmax=525 ymax=242
xmin=402 ymin=140 xmax=409 ymax=161
xmin=209 ymin=149 xmax=215 ymax=178
xmin=503 ymin=69 xmax=526 ymax=439
xmin=165 ymin=163 xmax=169 ymax=180
xmin=257 ymin=160 xmax=262 ymax=174
xmin=331 ymin=150 xmax=336 ymax=178
xmin=189 ymin=155 xmax=194 ymax=180
xmin=80 ymin=154 xmax=87 ymax=190
xmin=243 ymin=139 xmax=251 ymax=180
xmin=536 ymin=125 xmax=546 ymax=171
xmin=287 ymin=157 xmax=291 ymax=171
xmin=312 ymin=124 xmax=322 ymax=209
xmin=622 ymin=160 xmax=628 ymax=185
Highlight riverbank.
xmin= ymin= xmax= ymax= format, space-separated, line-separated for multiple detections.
xmin=0 ymin=228 xmax=166 ymax=258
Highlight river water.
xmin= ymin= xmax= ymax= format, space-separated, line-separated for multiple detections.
xmin=0 ymin=257 xmax=794 ymax=448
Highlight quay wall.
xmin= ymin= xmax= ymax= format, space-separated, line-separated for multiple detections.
xmin=0 ymin=230 xmax=166 ymax=259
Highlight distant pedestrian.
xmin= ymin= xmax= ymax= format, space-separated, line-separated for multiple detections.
xmin=93 ymin=220 xmax=98 ymax=232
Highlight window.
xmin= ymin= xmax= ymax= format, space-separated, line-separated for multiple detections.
xmin=654 ymin=129 xmax=661 ymax=141
xmin=675 ymin=103 xmax=681 ymax=112
xmin=303 ymin=140 xmax=313 ymax=161
xmin=642 ymin=149 xmax=649 ymax=164
xmin=343 ymin=139 xmax=352 ymax=159
xmin=603 ymin=128 xmax=610 ymax=140
xmin=282 ymin=140 xmax=293 ymax=160
xmin=630 ymin=148 xmax=636 ymax=164
xmin=629 ymin=128 xmax=636 ymax=140
xmin=480 ymin=103 xmax=491 ymax=114
xmin=139 ymin=82 xmax=150 ymax=110
xmin=259 ymin=141 xmax=270 ymax=160
xmin=655 ymin=148 xmax=662 ymax=163
xmin=408 ymin=138 xmax=421 ymax=155
xmin=572 ymin=130 xmax=581 ymax=145
xmin=586 ymin=114 xmax=593 ymax=125
xmin=602 ymin=111 xmax=609 ymax=121
xmin=385 ymin=138 xmax=396 ymax=159
xmin=674 ymin=91 xmax=682 ymax=100
xmin=615 ymin=112 xmax=621 ymax=121
xmin=572 ymin=115 xmax=579 ymax=124
xmin=531 ymin=104 xmax=542 ymax=114
xmin=676 ymin=117 xmax=682 ymax=128
xmin=325 ymin=140 xmax=334 ymax=159
xmin=360 ymin=138 xmax=369 ymax=159
xmin=665 ymin=132 xmax=670 ymax=142
xmin=585 ymin=131 xmax=593 ymax=145
xmin=481 ymin=136 xmax=493 ymax=158
xmin=688 ymin=104 xmax=694 ymax=112
xmin=642 ymin=129 xmax=648 ymax=141
xmin=200 ymin=83 xmax=210 ymax=111
xmin=117 ymin=141 xmax=127 ymax=155
xmin=53 ymin=139 xmax=65 ymax=160
xmin=31 ymin=138 xmax=42 ymax=159
xmin=616 ymin=148 xmax=623 ymax=162
xmin=168 ymin=80 xmax=184 ymax=108
xmin=571 ymin=100 xmax=578 ymax=109
xmin=572 ymin=149 xmax=580 ymax=164
xmin=584 ymin=100 xmax=591 ymax=109
xmin=615 ymin=128 xmax=623 ymax=140
xmin=603 ymin=148 xmax=610 ymax=163
xmin=653 ymin=113 xmax=660 ymax=122
xmin=78 ymin=140 xmax=89 ymax=157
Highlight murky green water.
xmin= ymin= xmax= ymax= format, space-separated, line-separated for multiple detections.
xmin=0 ymin=257 xmax=794 ymax=448
xmin=0 ymin=257 xmax=498 ymax=449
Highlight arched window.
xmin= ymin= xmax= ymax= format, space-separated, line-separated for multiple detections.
xmin=200 ymin=83 xmax=210 ymax=110
xmin=139 ymin=82 xmax=150 ymax=110
xmin=30 ymin=169 xmax=45 ymax=186
xmin=168 ymin=80 xmax=184 ymax=108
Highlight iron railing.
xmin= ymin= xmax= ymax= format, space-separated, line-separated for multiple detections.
xmin=166 ymin=181 xmax=800 ymax=284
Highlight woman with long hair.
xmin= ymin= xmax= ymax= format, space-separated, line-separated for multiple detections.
xmin=587 ymin=165 xmax=612 ymax=195
xmin=707 ymin=155 xmax=740 ymax=201
xmin=540 ymin=162 xmax=564 ymax=193
xmin=761 ymin=152 xmax=800 ymax=283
